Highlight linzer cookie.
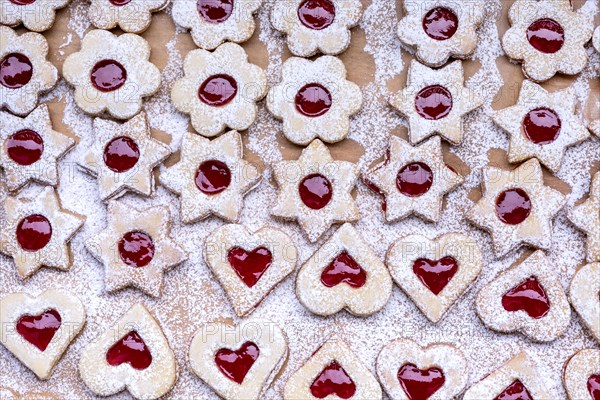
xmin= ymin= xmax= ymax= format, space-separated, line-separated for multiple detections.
xmin=569 ymin=262 xmax=600 ymax=342
xmin=0 ymin=0 xmax=69 ymax=31
xmin=563 ymin=349 xmax=600 ymax=400
xmin=88 ymin=0 xmax=169 ymax=33
xmin=569 ymin=172 xmax=600 ymax=263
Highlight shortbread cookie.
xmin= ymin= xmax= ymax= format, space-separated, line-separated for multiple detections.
xmin=171 ymin=42 xmax=267 ymax=137
xmin=271 ymin=0 xmax=363 ymax=57
xmin=88 ymin=0 xmax=169 ymax=33
xmin=569 ymin=172 xmax=600 ymax=263
xmin=569 ymin=262 xmax=600 ymax=342
xmin=387 ymin=233 xmax=482 ymax=323
xmin=267 ymin=56 xmax=362 ymax=145
xmin=363 ymin=135 xmax=463 ymax=223
xmin=0 ymin=187 xmax=85 ymax=279
xmin=85 ymin=201 xmax=188 ymax=297
xmin=467 ymin=158 xmax=566 ymax=257
xmin=389 ymin=60 xmax=483 ymax=145
xmin=272 ymin=139 xmax=359 ymax=242
xmin=172 ymin=0 xmax=261 ymax=50
xmin=397 ymin=0 xmax=484 ymax=67
xmin=591 ymin=121 xmax=600 ymax=138
xmin=563 ymin=349 xmax=600 ymax=400
xmin=63 ymin=29 xmax=161 ymax=120
xmin=0 ymin=27 xmax=58 ymax=116
xmin=476 ymin=250 xmax=571 ymax=342
xmin=189 ymin=321 xmax=288 ymax=400
xmin=79 ymin=303 xmax=177 ymax=400
xmin=0 ymin=105 xmax=75 ymax=192
xmin=376 ymin=339 xmax=468 ymax=400
xmin=493 ymin=80 xmax=590 ymax=173
xmin=79 ymin=112 xmax=171 ymax=201
xmin=284 ymin=335 xmax=382 ymax=399
xmin=502 ymin=0 xmax=593 ymax=82
xmin=296 ymin=223 xmax=392 ymax=317
xmin=0 ymin=289 xmax=85 ymax=380
xmin=0 ymin=0 xmax=69 ymax=31
xmin=204 ymin=224 xmax=298 ymax=316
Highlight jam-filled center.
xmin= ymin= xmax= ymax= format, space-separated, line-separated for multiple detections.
xmin=227 ymin=246 xmax=273 ymax=288
xmin=9 ymin=0 xmax=37 ymax=5
xmin=195 ymin=159 xmax=231 ymax=195
xmin=299 ymin=173 xmax=333 ymax=210
xmin=295 ymin=83 xmax=332 ymax=117
xmin=522 ymin=107 xmax=561 ymax=145
xmin=0 ymin=53 xmax=33 ymax=89
xmin=198 ymin=74 xmax=238 ymax=107
xmin=495 ymin=188 xmax=531 ymax=225
xmin=16 ymin=309 xmax=61 ymax=352
xmin=90 ymin=59 xmax=127 ymax=92
xmin=397 ymin=363 xmax=446 ymax=400
xmin=310 ymin=360 xmax=356 ymax=399
xmin=103 ymin=136 xmax=140 ymax=173
xmin=396 ymin=162 xmax=434 ymax=197
xmin=6 ymin=129 xmax=44 ymax=166
xmin=502 ymin=276 xmax=550 ymax=319
xmin=109 ymin=0 xmax=131 ymax=5
xmin=422 ymin=7 xmax=459 ymax=41
xmin=197 ymin=0 xmax=234 ymax=23
xmin=106 ymin=330 xmax=152 ymax=370
xmin=118 ymin=231 xmax=155 ymax=268
xmin=321 ymin=251 xmax=367 ymax=289
xmin=494 ymin=379 xmax=534 ymax=400
xmin=215 ymin=341 xmax=260 ymax=384
xmin=16 ymin=214 xmax=52 ymax=252
xmin=413 ymin=256 xmax=459 ymax=295
xmin=297 ymin=0 xmax=336 ymax=31
xmin=526 ymin=18 xmax=565 ymax=54
xmin=415 ymin=85 xmax=453 ymax=120
xmin=588 ymin=374 xmax=600 ymax=400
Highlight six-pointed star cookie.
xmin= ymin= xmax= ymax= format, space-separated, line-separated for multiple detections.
xmin=467 ymin=158 xmax=566 ymax=257
xmin=363 ymin=135 xmax=463 ymax=223
xmin=160 ymin=130 xmax=260 ymax=223
xmin=569 ymin=172 xmax=600 ymax=262
xmin=389 ymin=60 xmax=483 ymax=145
xmin=272 ymin=139 xmax=359 ymax=242
xmin=79 ymin=112 xmax=171 ymax=202
xmin=493 ymin=80 xmax=589 ymax=173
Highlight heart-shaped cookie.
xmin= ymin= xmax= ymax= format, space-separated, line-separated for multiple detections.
xmin=189 ymin=321 xmax=288 ymax=399
xmin=296 ymin=223 xmax=392 ymax=316
xmin=569 ymin=262 xmax=600 ymax=342
xmin=79 ymin=303 xmax=177 ymax=400
xmin=563 ymin=349 xmax=600 ymax=400
xmin=376 ymin=339 xmax=468 ymax=400
xmin=386 ymin=233 xmax=482 ymax=323
xmin=0 ymin=289 xmax=86 ymax=380
xmin=204 ymin=224 xmax=298 ymax=316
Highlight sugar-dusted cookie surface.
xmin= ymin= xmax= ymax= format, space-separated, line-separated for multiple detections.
xmin=569 ymin=262 xmax=600 ymax=342
xmin=563 ymin=348 xmax=600 ymax=400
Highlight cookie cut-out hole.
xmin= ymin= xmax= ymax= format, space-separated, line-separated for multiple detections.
xmin=495 ymin=188 xmax=531 ymax=225
xmin=106 ymin=330 xmax=152 ymax=370
xmin=522 ymin=107 xmax=561 ymax=145
xmin=397 ymin=363 xmax=445 ymax=400
xmin=103 ymin=136 xmax=140 ymax=173
xmin=198 ymin=74 xmax=238 ymax=107
xmin=310 ymin=360 xmax=356 ymax=399
xmin=197 ymin=0 xmax=234 ymax=23
xmin=396 ymin=162 xmax=433 ymax=197
xmin=526 ymin=18 xmax=564 ymax=54
xmin=502 ymin=276 xmax=550 ymax=319
xmin=412 ymin=256 xmax=458 ymax=295
xmin=299 ymin=173 xmax=333 ymax=210
xmin=422 ymin=7 xmax=459 ymax=41
xmin=16 ymin=214 xmax=52 ymax=252
xmin=0 ymin=53 xmax=33 ymax=89
xmin=297 ymin=0 xmax=335 ymax=31
xmin=118 ymin=231 xmax=155 ymax=268
xmin=588 ymin=374 xmax=600 ymax=400
xmin=414 ymin=85 xmax=453 ymax=120
xmin=494 ymin=379 xmax=533 ymax=400
xmin=6 ymin=129 xmax=44 ymax=166
xmin=227 ymin=246 xmax=273 ymax=288
xmin=215 ymin=341 xmax=260 ymax=384
xmin=109 ymin=0 xmax=131 ymax=5
xmin=320 ymin=251 xmax=367 ymax=288
xmin=295 ymin=83 xmax=332 ymax=117
xmin=195 ymin=160 xmax=231 ymax=195
xmin=90 ymin=59 xmax=127 ymax=92
xmin=16 ymin=309 xmax=61 ymax=352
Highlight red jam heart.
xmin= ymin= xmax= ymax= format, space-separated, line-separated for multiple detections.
xmin=415 ymin=85 xmax=453 ymax=120
xmin=297 ymin=0 xmax=336 ymax=31
xmin=321 ymin=251 xmax=367 ymax=288
xmin=527 ymin=18 xmax=565 ymax=54
xmin=109 ymin=0 xmax=131 ymax=5
xmin=16 ymin=309 xmax=61 ymax=352
xmin=522 ymin=107 xmax=561 ymax=145
xmin=227 ymin=246 xmax=272 ymax=288
xmin=396 ymin=162 xmax=434 ymax=197
xmin=197 ymin=0 xmax=234 ymax=23
xmin=588 ymin=374 xmax=600 ymax=400
xmin=16 ymin=214 xmax=52 ymax=252
xmin=397 ymin=363 xmax=445 ymax=400
xmin=198 ymin=74 xmax=238 ymax=107
xmin=422 ymin=7 xmax=459 ymax=41
xmin=6 ymin=129 xmax=44 ymax=166
xmin=502 ymin=276 xmax=550 ymax=319
xmin=90 ymin=59 xmax=127 ymax=92
xmin=195 ymin=160 xmax=231 ymax=195
xmin=106 ymin=330 xmax=152 ymax=370
xmin=494 ymin=379 xmax=533 ymax=400
xmin=495 ymin=188 xmax=531 ymax=225
xmin=118 ymin=231 xmax=155 ymax=268
xmin=299 ymin=173 xmax=333 ymax=210
xmin=413 ymin=256 xmax=458 ymax=295
xmin=310 ymin=361 xmax=356 ymax=399
xmin=295 ymin=83 xmax=332 ymax=117
xmin=9 ymin=0 xmax=36 ymax=4
xmin=215 ymin=341 xmax=260 ymax=384
xmin=0 ymin=53 xmax=33 ymax=89
xmin=103 ymin=136 xmax=140 ymax=173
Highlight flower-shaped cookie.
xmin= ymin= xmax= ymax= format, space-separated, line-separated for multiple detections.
xmin=63 ymin=29 xmax=161 ymax=120
xmin=0 ymin=27 xmax=57 ymax=116
xmin=267 ymin=56 xmax=362 ymax=145
xmin=172 ymin=0 xmax=261 ymax=50
xmin=0 ymin=105 xmax=75 ymax=192
xmin=569 ymin=262 xmax=600 ymax=342
xmin=0 ymin=187 xmax=85 ymax=279
xmin=271 ymin=0 xmax=363 ymax=57
xmin=563 ymin=349 xmax=600 ymax=400
xmin=79 ymin=112 xmax=171 ymax=201
xmin=390 ymin=60 xmax=482 ymax=145
xmin=397 ymin=0 xmax=484 ymax=67
xmin=272 ymin=139 xmax=359 ymax=242
xmin=569 ymin=172 xmax=600 ymax=263
xmin=85 ymin=201 xmax=188 ymax=297
xmin=467 ymin=158 xmax=566 ymax=257
xmin=88 ymin=0 xmax=169 ymax=33
xmin=363 ymin=135 xmax=463 ymax=223
xmin=171 ymin=42 xmax=267 ymax=137
xmin=160 ymin=130 xmax=260 ymax=223
xmin=502 ymin=0 xmax=593 ymax=82
xmin=0 ymin=0 xmax=69 ymax=31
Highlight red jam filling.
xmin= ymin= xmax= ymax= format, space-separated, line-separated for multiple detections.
xmin=299 ymin=173 xmax=333 ymax=210
xmin=502 ymin=276 xmax=550 ymax=319
xmin=90 ymin=59 xmax=127 ymax=92
xmin=415 ymin=85 xmax=453 ymax=120
xmin=397 ymin=363 xmax=445 ymax=400
xmin=413 ymin=256 xmax=458 ymax=295
xmin=588 ymin=374 xmax=600 ymax=400
xmin=109 ymin=0 xmax=131 ymax=5
xmin=6 ymin=129 xmax=44 ymax=166
xmin=106 ymin=330 xmax=152 ymax=370
xmin=422 ymin=7 xmax=459 ymax=41
xmin=495 ymin=188 xmax=531 ymax=225
xmin=16 ymin=214 xmax=52 ymax=252
xmin=215 ymin=341 xmax=260 ymax=384
xmin=396 ymin=162 xmax=434 ymax=197
xmin=0 ymin=53 xmax=33 ymax=89
xmin=9 ymin=0 xmax=37 ymax=4
xmin=320 ymin=251 xmax=367 ymax=288
xmin=310 ymin=361 xmax=356 ymax=399
xmin=527 ymin=18 xmax=565 ymax=54
xmin=295 ymin=83 xmax=332 ymax=117
xmin=195 ymin=160 xmax=231 ymax=195
xmin=118 ymin=231 xmax=155 ymax=268
xmin=227 ymin=246 xmax=273 ymax=288
xmin=522 ymin=107 xmax=561 ymax=145
xmin=198 ymin=74 xmax=238 ymax=107
xmin=197 ymin=0 xmax=234 ymax=23
xmin=494 ymin=379 xmax=534 ymax=400
xmin=297 ymin=0 xmax=335 ymax=31
xmin=16 ymin=309 xmax=61 ymax=352
xmin=103 ymin=136 xmax=140 ymax=173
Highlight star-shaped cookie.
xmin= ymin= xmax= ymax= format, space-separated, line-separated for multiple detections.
xmin=160 ymin=130 xmax=260 ymax=223
xmin=569 ymin=172 xmax=600 ymax=262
